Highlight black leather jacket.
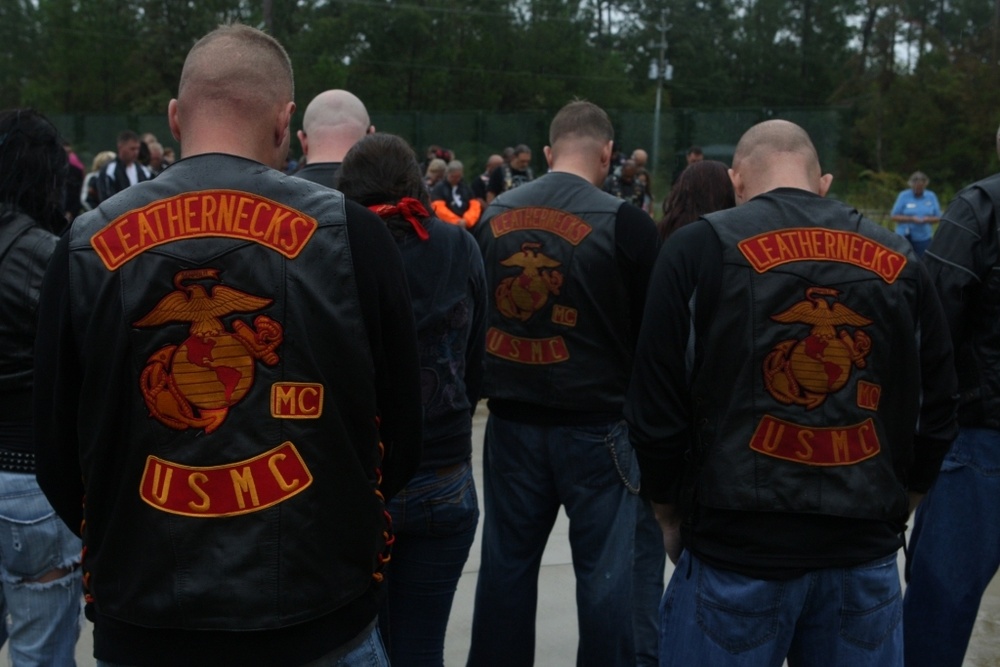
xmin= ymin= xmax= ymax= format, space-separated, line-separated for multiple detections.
xmin=475 ymin=172 xmax=633 ymax=414
xmin=925 ymin=173 xmax=1000 ymax=429
xmin=0 ymin=211 xmax=57 ymax=461
xmin=35 ymin=154 xmax=422 ymax=649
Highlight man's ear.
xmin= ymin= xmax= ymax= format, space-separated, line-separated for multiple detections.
xmin=600 ymin=140 xmax=613 ymax=169
xmin=729 ymin=168 xmax=746 ymax=204
xmin=543 ymin=145 xmax=553 ymax=168
xmin=367 ymin=124 xmax=376 ymax=135
xmin=275 ymin=101 xmax=295 ymax=148
xmin=818 ymin=173 xmax=834 ymax=197
xmin=168 ymin=99 xmax=181 ymax=143
xmin=297 ymin=129 xmax=309 ymax=156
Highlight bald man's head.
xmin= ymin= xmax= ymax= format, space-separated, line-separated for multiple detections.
xmin=732 ymin=120 xmax=820 ymax=178
xmin=298 ymin=89 xmax=372 ymax=163
xmin=178 ymin=24 xmax=293 ymax=121
xmin=729 ymin=120 xmax=831 ymax=202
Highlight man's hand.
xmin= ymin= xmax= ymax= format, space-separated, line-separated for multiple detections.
xmin=652 ymin=502 xmax=684 ymax=564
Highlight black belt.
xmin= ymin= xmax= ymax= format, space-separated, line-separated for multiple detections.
xmin=0 ymin=449 xmax=35 ymax=473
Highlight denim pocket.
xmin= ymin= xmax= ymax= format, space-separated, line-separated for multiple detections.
xmin=696 ymin=562 xmax=782 ymax=653
xmin=0 ymin=485 xmax=76 ymax=580
xmin=425 ymin=465 xmax=480 ymax=538
xmin=838 ymin=555 xmax=902 ymax=649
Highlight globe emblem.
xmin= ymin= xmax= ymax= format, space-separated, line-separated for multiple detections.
xmin=172 ymin=334 xmax=255 ymax=409
xmin=788 ymin=335 xmax=853 ymax=394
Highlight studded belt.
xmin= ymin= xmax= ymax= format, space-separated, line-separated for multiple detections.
xmin=0 ymin=449 xmax=35 ymax=473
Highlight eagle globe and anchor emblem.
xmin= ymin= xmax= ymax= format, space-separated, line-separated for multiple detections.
xmin=495 ymin=242 xmax=565 ymax=321
xmin=135 ymin=268 xmax=284 ymax=433
xmin=763 ymin=286 xmax=872 ymax=409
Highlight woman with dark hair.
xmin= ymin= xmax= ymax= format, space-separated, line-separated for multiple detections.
xmin=339 ymin=133 xmax=486 ymax=667
xmin=658 ymin=159 xmax=736 ymax=241
xmin=0 ymin=108 xmax=82 ymax=665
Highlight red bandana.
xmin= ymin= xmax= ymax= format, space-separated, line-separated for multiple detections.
xmin=367 ymin=198 xmax=430 ymax=241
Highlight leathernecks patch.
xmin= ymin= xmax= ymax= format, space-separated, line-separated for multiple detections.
xmin=135 ymin=269 xmax=283 ymax=433
xmin=738 ymin=228 xmax=906 ymax=283
xmin=754 ymin=286 xmax=881 ymax=465
xmin=139 ymin=441 xmax=313 ymax=517
xmin=91 ymin=190 xmax=318 ymax=271
xmin=489 ymin=207 xmax=592 ymax=245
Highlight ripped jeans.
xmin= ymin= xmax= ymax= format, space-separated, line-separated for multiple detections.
xmin=0 ymin=470 xmax=83 ymax=667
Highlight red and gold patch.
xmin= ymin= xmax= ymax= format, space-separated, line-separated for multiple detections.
xmin=738 ymin=228 xmax=906 ymax=284
xmin=92 ymin=190 xmax=318 ymax=271
xmin=762 ymin=287 xmax=872 ymax=410
xmin=139 ymin=441 xmax=313 ymax=517
xmin=271 ymin=383 xmax=324 ymax=419
xmin=486 ymin=327 xmax=569 ymax=364
xmin=135 ymin=269 xmax=283 ymax=433
xmin=749 ymin=415 xmax=881 ymax=466
xmin=490 ymin=207 xmax=592 ymax=245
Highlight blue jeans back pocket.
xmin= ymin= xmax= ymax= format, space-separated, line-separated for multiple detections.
xmin=696 ymin=561 xmax=782 ymax=653
xmin=839 ymin=555 xmax=901 ymax=649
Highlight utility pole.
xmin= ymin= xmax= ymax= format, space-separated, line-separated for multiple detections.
xmin=651 ymin=12 xmax=668 ymax=175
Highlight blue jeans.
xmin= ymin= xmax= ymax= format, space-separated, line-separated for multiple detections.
xmin=634 ymin=499 xmax=666 ymax=667
xmin=379 ymin=459 xmax=479 ymax=666
xmin=0 ymin=470 xmax=83 ymax=667
xmin=97 ymin=621 xmax=389 ymax=667
xmin=660 ymin=551 xmax=902 ymax=667
xmin=903 ymin=426 xmax=1000 ymax=667
xmin=468 ymin=416 xmax=644 ymax=667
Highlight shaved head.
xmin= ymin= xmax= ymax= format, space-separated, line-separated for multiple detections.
xmin=729 ymin=120 xmax=831 ymax=202
xmin=169 ymin=24 xmax=295 ymax=168
xmin=732 ymin=120 xmax=821 ymax=179
xmin=302 ymin=90 xmax=370 ymax=137
xmin=298 ymin=89 xmax=372 ymax=163
xmin=179 ymin=24 xmax=293 ymax=120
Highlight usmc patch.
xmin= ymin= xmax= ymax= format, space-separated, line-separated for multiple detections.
xmin=135 ymin=268 xmax=283 ymax=433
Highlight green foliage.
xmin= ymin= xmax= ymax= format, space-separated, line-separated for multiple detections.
xmin=3 ymin=0 xmax=999 ymax=196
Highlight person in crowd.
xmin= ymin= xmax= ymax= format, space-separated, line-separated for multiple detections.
xmin=424 ymin=158 xmax=446 ymax=190
xmin=430 ymin=160 xmax=482 ymax=228
xmin=658 ymin=159 xmax=735 ymax=240
xmin=80 ymin=150 xmax=117 ymax=212
xmin=339 ymin=132 xmax=486 ymax=667
xmin=63 ymin=140 xmax=85 ymax=223
xmin=472 ymin=154 xmax=503 ymax=202
xmin=161 ymin=147 xmax=176 ymax=167
xmin=0 ymin=108 xmax=83 ymax=667
xmin=635 ymin=167 xmax=654 ymax=216
xmin=33 ymin=23 xmax=423 ymax=667
xmin=295 ymin=89 xmax=374 ymax=188
xmin=486 ymin=143 xmax=533 ymax=203
xmin=95 ymin=129 xmax=153 ymax=203
xmin=147 ymin=141 xmax=166 ymax=175
xmin=632 ymin=148 xmax=649 ymax=171
xmin=604 ymin=158 xmax=648 ymax=211
xmin=468 ymin=100 xmax=661 ymax=667
xmin=902 ymin=124 xmax=1000 ymax=667
xmin=890 ymin=171 xmax=941 ymax=257
xmin=672 ymin=145 xmax=704 ymax=184
xmin=626 ymin=119 xmax=957 ymax=667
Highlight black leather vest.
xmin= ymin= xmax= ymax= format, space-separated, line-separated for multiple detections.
xmin=67 ymin=154 xmax=384 ymax=630
xmin=694 ymin=189 xmax=923 ymax=523
xmin=476 ymin=172 xmax=632 ymax=412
